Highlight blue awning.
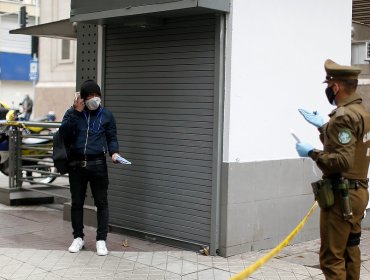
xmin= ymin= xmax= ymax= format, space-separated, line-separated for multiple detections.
xmin=0 ymin=52 xmax=32 ymax=81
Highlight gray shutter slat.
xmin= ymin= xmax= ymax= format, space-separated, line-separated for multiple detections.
xmin=110 ymin=95 xmax=213 ymax=103
xmin=121 ymin=141 xmax=212 ymax=153
xmin=109 ymin=207 xmax=211 ymax=233
xmin=106 ymin=39 xmax=214 ymax=51
xmin=110 ymin=168 xmax=211 ymax=185
xmin=107 ymin=24 xmax=214 ymax=39
xmin=115 ymin=112 xmax=214 ymax=121
xmin=110 ymin=177 xmax=212 ymax=198
xmin=105 ymin=58 xmax=214 ymax=68
xmin=110 ymin=186 xmax=211 ymax=206
xmin=120 ymin=155 xmax=212 ymax=168
xmin=109 ymin=193 xmax=211 ymax=213
xmin=105 ymin=70 xmax=214 ymax=79
xmin=106 ymin=64 xmax=214 ymax=72
xmin=112 ymin=165 xmax=212 ymax=181
xmin=120 ymin=148 xmax=213 ymax=161
xmin=106 ymin=100 xmax=214 ymax=109
xmin=119 ymin=118 xmax=213 ymax=129
xmin=117 ymin=125 xmax=213 ymax=135
xmin=110 ymin=107 xmax=213 ymax=114
xmin=106 ymin=32 xmax=214 ymax=45
xmin=106 ymin=77 xmax=215 ymax=84
xmin=106 ymin=15 xmax=215 ymax=246
xmin=109 ymin=171 xmax=212 ymax=194
xmin=106 ymin=51 xmax=215 ymax=62
xmin=109 ymin=200 xmax=211 ymax=224
xmin=106 ymin=44 xmax=215 ymax=56
xmin=121 ymin=139 xmax=213 ymax=151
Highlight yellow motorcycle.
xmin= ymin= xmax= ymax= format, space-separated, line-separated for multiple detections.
xmin=0 ymin=101 xmax=57 ymax=184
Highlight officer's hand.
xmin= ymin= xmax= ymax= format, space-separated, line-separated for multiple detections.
xmin=296 ymin=142 xmax=314 ymax=157
xmin=298 ymin=109 xmax=324 ymax=128
xmin=73 ymin=92 xmax=85 ymax=112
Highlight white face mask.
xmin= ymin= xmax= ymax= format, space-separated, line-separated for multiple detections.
xmin=85 ymin=97 xmax=101 ymax=110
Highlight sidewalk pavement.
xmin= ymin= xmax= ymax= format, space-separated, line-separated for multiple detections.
xmin=0 ymin=183 xmax=370 ymax=279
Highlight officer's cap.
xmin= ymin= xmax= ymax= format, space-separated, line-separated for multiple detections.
xmin=80 ymin=80 xmax=101 ymax=99
xmin=324 ymin=59 xmax=361 ymax=82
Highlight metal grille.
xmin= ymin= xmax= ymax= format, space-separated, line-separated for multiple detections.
xmin=104 ymin=15 xmax=216 ymax=247
xmin=353 ymin=0 xmax=370 ymax=25
xmin=76 ymin=23 xmax=99 ymax=87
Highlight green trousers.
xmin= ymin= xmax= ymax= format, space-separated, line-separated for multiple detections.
xmin=320 ymin=187 xmax=369 ymax=280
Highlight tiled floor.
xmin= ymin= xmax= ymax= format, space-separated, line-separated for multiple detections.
xmin=0 ymin=168 xmax=370 ymax=280
xmin=0 ymin=204 xmax=370 ymax=279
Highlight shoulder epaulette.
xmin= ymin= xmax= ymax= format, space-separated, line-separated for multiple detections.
xmin=335 ymin=107 xmax=346 ymax=117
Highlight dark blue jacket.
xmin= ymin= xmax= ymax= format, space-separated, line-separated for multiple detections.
xmin=59 ymin=106 xmax=119 ymax=159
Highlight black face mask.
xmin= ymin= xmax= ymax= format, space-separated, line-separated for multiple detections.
xmin=325 ymin=86 xmax=336 ymax=105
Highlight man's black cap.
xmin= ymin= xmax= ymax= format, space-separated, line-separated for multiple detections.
xmin=80 ymin=80 xmax=101 ymax=99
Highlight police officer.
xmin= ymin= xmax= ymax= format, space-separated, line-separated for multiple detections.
xmin=296 ymin=59 xmax=370 ymax=280
xmin=59 ymin=80 xmax=120 ymax=256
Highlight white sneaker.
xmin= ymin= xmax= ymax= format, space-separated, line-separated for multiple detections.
xmin=68 ymin=237 xmax=84 ymax=253
xmin=96 ymin=240 xmax=108 ymax=256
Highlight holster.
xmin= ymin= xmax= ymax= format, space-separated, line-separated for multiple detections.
xmin=311 ymin=179 xmax=335 ymax=209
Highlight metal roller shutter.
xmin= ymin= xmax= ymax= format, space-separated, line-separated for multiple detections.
xmin=104 ymin=15 xmax=216 ymax=247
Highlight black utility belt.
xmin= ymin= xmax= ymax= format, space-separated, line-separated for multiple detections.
xmin=69 ymin=159 xmax=106 ymax=168
xmin=332 ymin=178 xmax=368 ymax=190
xmin=348 ymin=179 xmax=368 ymax=190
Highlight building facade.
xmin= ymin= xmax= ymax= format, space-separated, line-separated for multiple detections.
xmin=68 ymin=0 xmax=355 ymax=257
xmin=33 ymin=0 xmax=76 ymax=121
xmin=0 ymin=0 xmax=36 ymax=112
xmin=15 ymin=0 xmax=368 ymax=257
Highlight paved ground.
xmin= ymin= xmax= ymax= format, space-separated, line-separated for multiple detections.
xmin=0 ymin=174 xmax=370 ymax=279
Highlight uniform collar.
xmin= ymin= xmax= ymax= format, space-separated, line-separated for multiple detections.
xmin=329 ymin=92 xmax=362 ymax=116
xmin=336 ymin=92 xmax=362 ymax=107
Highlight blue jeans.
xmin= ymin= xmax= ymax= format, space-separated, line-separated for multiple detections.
xmin=68 ymin=161 xmax=109 ymax=241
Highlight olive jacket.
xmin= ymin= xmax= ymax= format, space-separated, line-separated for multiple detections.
xmin=310 ymin=92 xmax=370 ymax=185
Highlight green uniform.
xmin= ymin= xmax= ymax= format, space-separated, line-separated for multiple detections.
xmin=310 ymin=92 xmax=370 ymax=279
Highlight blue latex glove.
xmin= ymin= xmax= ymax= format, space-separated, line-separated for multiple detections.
xmin=296 ymin=142 xmax=314 ymax=157
xmin=298 ymin=109 xmax=324 ymax=128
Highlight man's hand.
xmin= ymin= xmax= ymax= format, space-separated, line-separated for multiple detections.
xmin=73 ymin=92 xmax=85 ymax=112
xmin=112 ymin=153 xmax=119 ymax=164
xmin=298 ymin=109 xmax=324 ymax=128
xmin=296 ymin=142 xmax=314 ymax=157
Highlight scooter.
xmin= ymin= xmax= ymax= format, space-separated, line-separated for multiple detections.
xmin=0 ymin=101 xmax=58 ymax=185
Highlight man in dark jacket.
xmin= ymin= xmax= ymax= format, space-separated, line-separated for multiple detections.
xmin=59 ymin=80 xmax=119 ymax=256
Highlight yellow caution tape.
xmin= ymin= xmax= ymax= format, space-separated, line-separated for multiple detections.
xmin=230 ymin=201 xmax=318 ymax=280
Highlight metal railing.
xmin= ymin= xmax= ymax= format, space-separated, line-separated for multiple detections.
xmin=0 ymin=120 xmax=70 ymax=199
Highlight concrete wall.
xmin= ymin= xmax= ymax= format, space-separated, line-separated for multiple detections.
xmin=224 ymin=0 xmax=352 ymax=162
xmin=219 ymin=0 xmax=352 ymax=256
xmin=220 ymin=159 xmax=321 ymax=256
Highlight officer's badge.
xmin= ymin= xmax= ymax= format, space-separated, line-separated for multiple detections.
xmin=338 ymin=129 xmax=352 ymax=144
